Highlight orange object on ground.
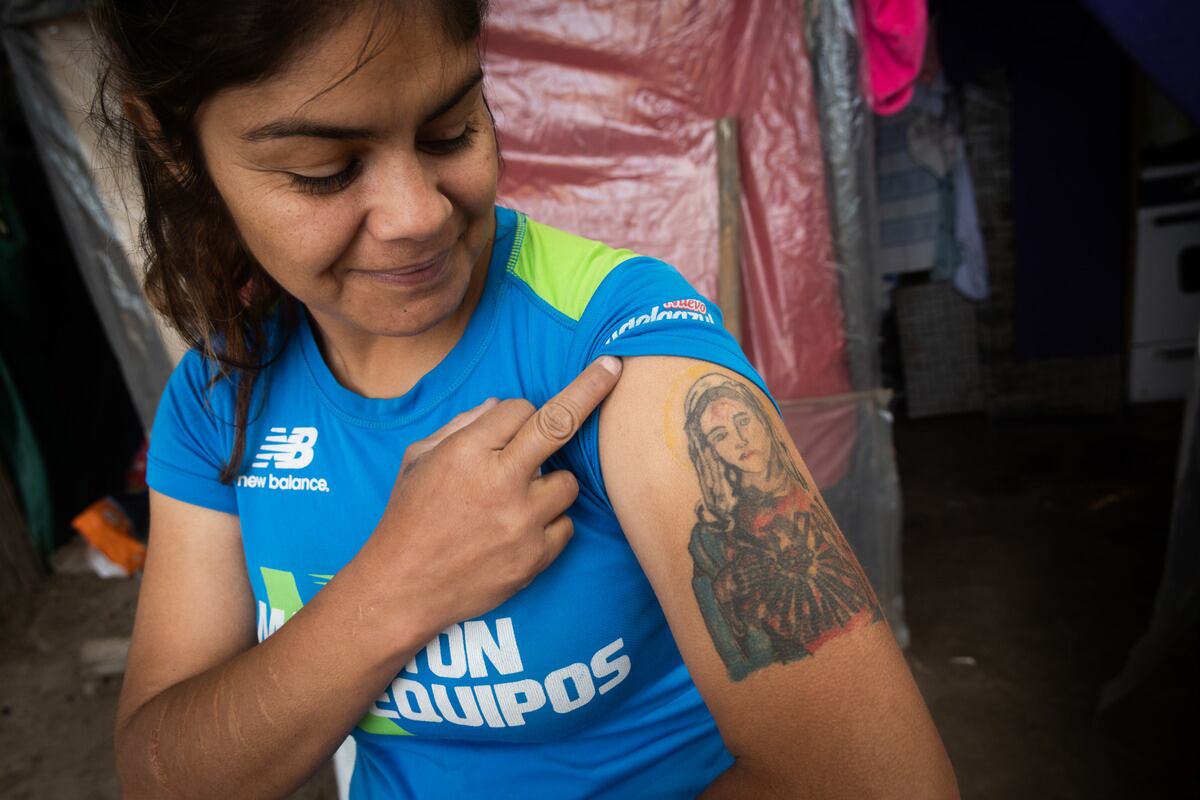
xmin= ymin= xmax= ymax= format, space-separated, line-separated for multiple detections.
xmin=71 ymin=497 xmax=146 ymax=575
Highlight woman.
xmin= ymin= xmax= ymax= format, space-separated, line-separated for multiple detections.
xmin=94 ymin=1 xmax=958 ymax=797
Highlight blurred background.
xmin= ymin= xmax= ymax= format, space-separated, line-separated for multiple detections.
xmin=0 ymin=0 xmax=1197 ymax=797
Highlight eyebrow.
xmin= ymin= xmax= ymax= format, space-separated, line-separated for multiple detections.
xmin=241 ymin=69 xmax=485 ymax=143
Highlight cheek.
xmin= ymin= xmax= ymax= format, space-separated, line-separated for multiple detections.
xmin=746 ymin=421 xmax=771 ymax=450
xmin=440 ymin=132 xmax=499 ymax=214
xmin=226 ymin=182 xmax=361 ymax=280
xmin=714 ymin=440 xmax=739 ymax=464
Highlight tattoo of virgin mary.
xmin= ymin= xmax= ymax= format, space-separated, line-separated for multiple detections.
xmin=684 ymin=374 xmax=881 ymax=680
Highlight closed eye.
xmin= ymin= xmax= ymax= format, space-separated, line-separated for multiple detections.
xmin=288 ymin=160 xmax=362 ymax=195
xmin=285 ymin=120 xmax=479 ymax=195
xmin=420 ymin=123 xmax=479 ymax=156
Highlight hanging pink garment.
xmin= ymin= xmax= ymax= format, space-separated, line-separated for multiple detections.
xmin=856 ymin=0 xmax=928 ymax=115
xmin=484 ymin=0 xmax=853 ymax=486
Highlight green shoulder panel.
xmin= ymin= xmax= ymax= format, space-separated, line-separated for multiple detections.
xmin=509 ymin=216 xmax=639 ymax=322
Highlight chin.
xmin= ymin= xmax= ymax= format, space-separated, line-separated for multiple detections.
xmin=357 ymin=296 xmax=462 ymax=338
xmin=301 ymin=229 xmax=489 ymax=340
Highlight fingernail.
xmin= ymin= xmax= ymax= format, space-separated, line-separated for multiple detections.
xmin=481 ymin=397 xmax=499 ymax=407
xmin=596 ymin=355 xmax=622 ymax=375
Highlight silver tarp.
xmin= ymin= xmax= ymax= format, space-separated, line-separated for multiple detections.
xmin=2 ymin=2 xmax=173 ymax=430
xmin=803 ymin=0 xmax=906 ymax=644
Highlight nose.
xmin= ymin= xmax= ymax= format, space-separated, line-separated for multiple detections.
xmin=363 ymin=153 xmax=452 ymax=244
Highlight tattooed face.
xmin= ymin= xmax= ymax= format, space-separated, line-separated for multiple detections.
xmin=699 ymin=397 xmax=771 ymax=474
xmin=684 ymin=375 xmax=808 ymax=524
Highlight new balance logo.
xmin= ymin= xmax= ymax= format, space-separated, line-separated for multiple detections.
xmin=251 ymin=427 xmax=318 ymax=469
xmin=239 ymin=426 xmax=331 ymax=494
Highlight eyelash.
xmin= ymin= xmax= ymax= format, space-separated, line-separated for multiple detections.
xmin=287 ymin=124 xmax=480 ymax=196
xmin=421 ymin=123 xmax=479 ymax=156
xmin=290 ymin=160 xmax=362 ymax=195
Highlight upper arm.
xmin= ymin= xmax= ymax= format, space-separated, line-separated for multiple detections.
xmin=116 ymin=491 xmax=256 ymax=732
xmin=120 ymin=352 xmax=255 ymax=729
xmin=598 ymin=356 xmax=957 ymax=797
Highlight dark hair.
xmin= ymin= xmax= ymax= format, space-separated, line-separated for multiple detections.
xmin=90 ymin=0 xmax=489 ymax=482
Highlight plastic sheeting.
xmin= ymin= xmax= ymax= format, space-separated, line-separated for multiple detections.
xmin=486 ymin=0 xmax=850 ymax=401
xmin=1 ymin=7 xmax=174 ymax=430
xmin=484 ymin=0 xmax=859 ymax=493
xmin=486 ymin=0 xmax=902 ymax=636
xmin=804 ymin=0 xmax=904 ymax=640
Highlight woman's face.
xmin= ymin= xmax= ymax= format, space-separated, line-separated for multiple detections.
xmin=699 ymin=396 xmax=771 ymax=474
xmin=194 ymin=5 xmax=498 ymax=341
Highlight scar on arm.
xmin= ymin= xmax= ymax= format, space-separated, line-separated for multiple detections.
xmin=148 ymin=698 xmax=173 ymax=795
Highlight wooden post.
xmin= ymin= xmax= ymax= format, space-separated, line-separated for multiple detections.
xmin=716 ymin=117 xmax=743 ymax=344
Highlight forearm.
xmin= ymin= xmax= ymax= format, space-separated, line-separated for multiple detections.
xmin=116 ymin=563 xmax=430 ymax=800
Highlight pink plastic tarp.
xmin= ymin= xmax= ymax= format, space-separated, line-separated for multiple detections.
xmin=484 ymin=0 xmax=853 ymax=485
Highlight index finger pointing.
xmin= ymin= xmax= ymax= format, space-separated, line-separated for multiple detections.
xmin=503 ymin=356 xmax=623 ymax=470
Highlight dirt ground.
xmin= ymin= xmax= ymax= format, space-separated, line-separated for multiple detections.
xmin=898 ymin=402 xmax=1194 ymax=799
xmin=0 ymin=404 xmax=1189 ymax=799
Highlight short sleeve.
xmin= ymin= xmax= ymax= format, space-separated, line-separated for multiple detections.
xmin=564 ymin=257 xmax=772 ymax=504
xmin=146 ymin=350 xmax=239 ymax=515
xmin=576 ymin=258 xmax=765 ymax=384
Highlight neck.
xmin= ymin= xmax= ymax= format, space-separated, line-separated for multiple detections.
xmin=307 ymin=244 xmax=493 ymax=400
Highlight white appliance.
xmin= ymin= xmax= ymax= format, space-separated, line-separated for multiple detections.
xmin=1130 ymin=161 xmax=1200 ymax=402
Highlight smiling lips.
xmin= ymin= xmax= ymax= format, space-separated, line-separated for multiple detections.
xmin=739 ymin=449 xmax=757 ymax=462
xmin=357 ymin=251 xmax=450 ymax=286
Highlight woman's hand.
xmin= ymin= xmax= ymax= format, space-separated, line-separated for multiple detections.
xmin=357 ymin=355 xmax=624 ymax=646
xmin=115 ymin=357 xmax=622 ymax=799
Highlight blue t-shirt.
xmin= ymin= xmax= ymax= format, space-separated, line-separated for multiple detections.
xmin=148 ymin=207 xmax=768 ymax=799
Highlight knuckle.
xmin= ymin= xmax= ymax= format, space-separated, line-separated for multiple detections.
xmin=555 ymin=470 xmax=580 ymax=499
xmin=501 ymin=397 xmax=536 ymax=418
xmin=497 ymin=454 xmax=525 ymax=484
xmin=507 ymin=543 xmax=540 ymax=585
xmin=447 ymin=409 xmax=473 ymax=429
xmin=436 ymin=432 xmax=468 ymax=459
xmin=496 ymin=508 xmax=527 ymax=539
xmin=536 ymin=400 xmax=579 ymax=442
